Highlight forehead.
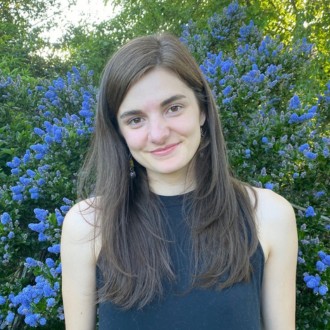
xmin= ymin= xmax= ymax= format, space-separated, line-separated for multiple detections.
xmin=118 ymin=68 xmax=195 ymax=112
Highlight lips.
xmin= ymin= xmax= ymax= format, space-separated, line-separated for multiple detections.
xmin=150 ymin=143 xmax=180 ymax=156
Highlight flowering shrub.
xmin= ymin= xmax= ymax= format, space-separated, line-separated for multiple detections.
xmin=0 ymin=2 xmax=328 ymax=328
xmin=0 ymin=66 xmax=95 ymax=328
xmin=181 ymin=2 xmax=329 ymax=329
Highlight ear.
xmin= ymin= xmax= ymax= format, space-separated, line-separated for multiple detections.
xmin=199 ymin=111 xmax=206 ymax=126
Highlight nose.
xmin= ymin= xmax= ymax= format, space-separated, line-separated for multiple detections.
xmin=148 ymin=116 xmax=170 ymax=145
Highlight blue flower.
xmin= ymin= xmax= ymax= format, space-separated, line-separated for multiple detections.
xmin=26 ymin=169 xmax=36 ymax=178
xmin=245 ymin=149 xmax=251 ymax=159
xmin=38 ymin=165 xmax=50 ymax=173
xmin=6 ymin=311 xmax=15 ymax=324
xmin=55 ymin=264 xmax=62 ymax=274
xmin=28 ymin=222 xmax=48 ymax=233
xmin=33 ymin=128 xmax=45 ymax=136
xmin=63 ymin=197 xmax=72 ymax=205
xmin=47 ymin=297 xmax=56 ymax=308
xmin=11 ymin=168 xmax=20 ymax=175
xmin=45 ymin=90 xmax=56 ymax=100
xmin=261 ymin=137 xmax=268 ymax=143
xmin=298 ymin=143 xmax=309 ymax=152
xmin=308 ymin=105 xmax=317 ymax=114
xmin=19 ymin=176 xmax=32 ymax=186
xmin=323 ymin=256 xmax=330 ymax=266
xmin=264 ymin=182 xmax=274 ymax=190
xmin=48 ymin=244 xmax=60 ymax=254
xmin=29 ymin=187 xmax=39 ymax=200
xmin=35 ymin=85 xmax=44 ymax=91
xmin=288 ymin=113 xmax=299 ymax=124
xmin=304 ymin=274 xmax=320 ymax=289
xmin=45 ymin=258 xmax=55 ymax=268
xmin=1 ymin=212 xmax=11 ymax=225
xmin=6 ymin=156 xmax=21 ymax=169
xmin=34 ymin=208 xmax=48 ymax=221
xmin=77 ymin=128 xmax=85 ymax=135
xmin=55 ymin=209 xmax=64 ymax=226
xmin=318 ymin=285 xmax=328 ymax=296
xmin=314 ymin=191 xmax=325 ymax=198
xmin=25 ymin=314 xmax=38 ymax=327
xmin=305 ymin=151 xmax=317 ymax=160
xmin=297 ymin=257 xmax=305 ymax=264
xmin=37 ymin=178 xmax=46 ymax=186
xmin=25 ymin=257 xmax=38 ymax=268
xmin=305 ymin=206 xmax=316 ymax=217
xmin=0 ymin=295 xmax=6 ymax=305
xmin=11 ymin=185 xmax=23 ymax=194
xmin=222 ymin=85 xmax=232 ymax=96
xmin=318 ymin=251 xmax=326 ymax=259
xmin=60 ymin=205 xmax=70 ymax=214
xmin=316 ymin=261 xmax=327 ymax=272
xmin=22 ymin=150 xmax=31 ymax=164
xmin=289 ymin=95 xmax=301 ymax=109
xmin=30 ymin=143 xmax=48 ymax=160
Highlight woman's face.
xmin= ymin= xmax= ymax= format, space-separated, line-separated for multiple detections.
xmin=117 ymin=68 xmax=205 ymax=191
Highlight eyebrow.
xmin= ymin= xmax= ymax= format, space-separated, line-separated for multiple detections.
xmin=119 ymin=94 xmax=187 ymax=120
xmin=160 ymin=94 xmax=186 ymax=107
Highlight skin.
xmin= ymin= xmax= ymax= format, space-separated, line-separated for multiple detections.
xmin=117 ymin=68 xmax=206 ymax=195
xmin=61 ymin=68 xmax=298 ymax=330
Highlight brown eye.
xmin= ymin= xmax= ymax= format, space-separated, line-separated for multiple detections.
xmin=168 ymin=105 xmax=182 ymax=113
xmin=127 ymin=117 xmax=143 ymax=127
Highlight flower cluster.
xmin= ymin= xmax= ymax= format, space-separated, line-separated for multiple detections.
xmin=181 ymin=3 xmax=329 ymax=329
xmin=0 ymin=2 xmax=329 ymax=328
xmin=0 ymin=65 xmax=95 ymax=327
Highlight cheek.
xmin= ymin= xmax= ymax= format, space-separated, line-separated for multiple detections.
xmin=121 ymin=130 xmax=146 ymax=151
xmin=174 ymin=117 xmax=200 ymax=139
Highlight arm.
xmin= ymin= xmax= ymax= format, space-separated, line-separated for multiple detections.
xmin=256 ymin=189 xmax=298 ymax=330
xmin=61 ymin=200 xmax=99 ymax=330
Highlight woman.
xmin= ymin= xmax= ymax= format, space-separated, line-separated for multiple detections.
xmin=61 ymin=33 xmax=297 ymax=329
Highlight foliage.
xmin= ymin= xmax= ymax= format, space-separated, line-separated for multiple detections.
xmin=0 ymin=2 xmax=329 ymax=328
xmin=0 ymin=0 xmax=76 ymax=77
xmin=0 ymin=66 xmax=95 ymax=328
xmin=107 ymin=0 xmax=329 ymax=89
xmin=181 ymin=3 xmax=329 ymax=328
xmin=59 ymin=21 xmax=122 ymax=84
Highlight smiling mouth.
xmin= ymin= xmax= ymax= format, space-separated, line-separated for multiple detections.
xmin=150 ymin=143 xmax=180 ymax=156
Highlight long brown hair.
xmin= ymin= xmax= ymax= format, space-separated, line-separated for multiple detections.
xmin=78 ymin=33 xmax=259 ymax=309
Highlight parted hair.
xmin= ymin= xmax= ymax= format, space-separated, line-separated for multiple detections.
xmin=78 ymin=33 xmax=259 ymax=309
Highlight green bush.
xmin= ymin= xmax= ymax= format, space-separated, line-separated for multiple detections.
xmin=0 ymin=2 xmax=328 ymax=329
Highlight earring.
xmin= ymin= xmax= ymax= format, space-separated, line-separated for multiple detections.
xmin=201 ymin=127 xmax=205 ymax=138
xmin=129 ymin=154 xmax=136 ymax=179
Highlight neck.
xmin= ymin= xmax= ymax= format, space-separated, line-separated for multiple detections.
xmin=147 ymin=169 xmax=195 ymax=196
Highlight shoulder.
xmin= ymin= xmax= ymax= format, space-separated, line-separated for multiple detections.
xmin=61 ymin=198 xmax=101 ymax=259
xmin=248 ymin=187 xmax=297 ymax=261
xmin=63 ymin=199 xmax=96 ymax=237
xmin=61 ymin=198 xmax=100 ymax=329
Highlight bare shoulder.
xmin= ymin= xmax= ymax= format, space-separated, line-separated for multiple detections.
xmin=61 ymin=198 xmax=100 ymax=329
xmin=61 ymin=198 xmax=101 ymax=258
xmin=248 ymin=187 xmax=297 ymax=261
xmin=63 ymin=198 xmax=97 ymax=236
xmin=253 ymin=187 xmax=295 ymax=222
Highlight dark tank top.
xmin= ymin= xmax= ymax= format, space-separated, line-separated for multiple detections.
xmin=97 ymin=194 xmax=264 ymax=329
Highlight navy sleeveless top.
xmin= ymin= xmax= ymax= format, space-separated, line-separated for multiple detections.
xmin=97 ymin=194 xmax=264 ymax=329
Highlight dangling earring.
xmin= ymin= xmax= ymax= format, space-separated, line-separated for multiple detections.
xmin=200 ymin=127 xmax=205 ymax=138
xmin=129 ymin=154 xmax=136 ymax=179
